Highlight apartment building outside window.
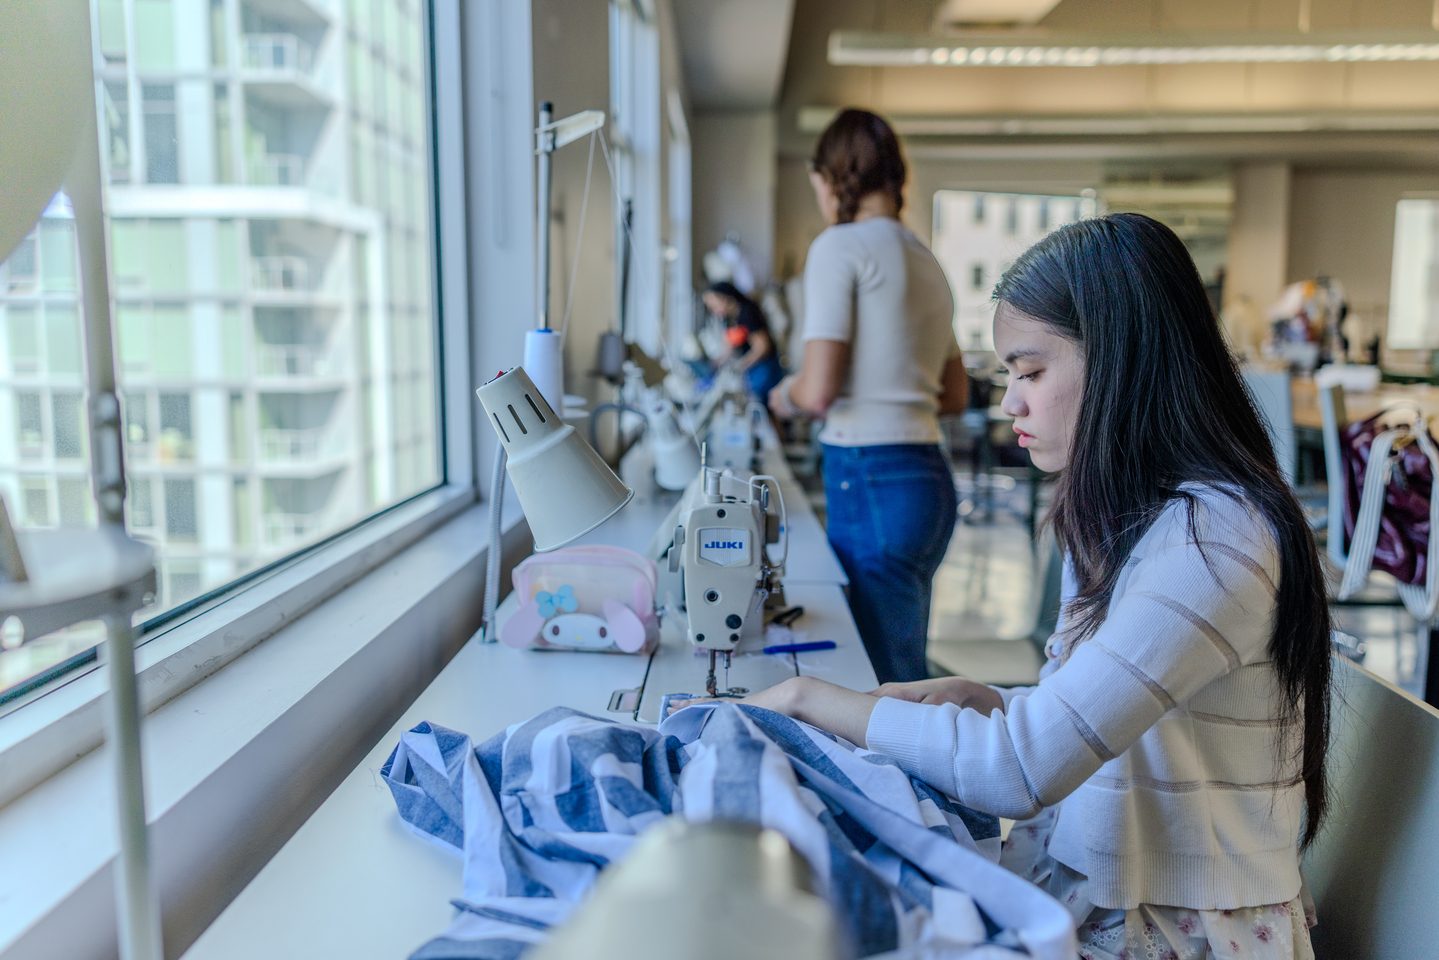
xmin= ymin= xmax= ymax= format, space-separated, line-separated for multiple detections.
xmin=0 ymin=0 xmax=443 ymax=702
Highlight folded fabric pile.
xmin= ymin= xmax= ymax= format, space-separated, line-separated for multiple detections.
xmin=382 ymin=703 xmax=1073 ymax=959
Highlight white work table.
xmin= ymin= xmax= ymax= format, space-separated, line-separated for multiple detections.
xmin=185 ymin=434 xmax=871 ymax=959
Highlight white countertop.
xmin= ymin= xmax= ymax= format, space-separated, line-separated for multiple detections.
xmin=184 ymin=430 xmax=869 ymax=959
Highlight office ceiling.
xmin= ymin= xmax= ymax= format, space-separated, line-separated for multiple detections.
xmin=671 ymin=0 xmax=796 ymax=110
xmin=766 ymin=0 xmax=1439 ymax=168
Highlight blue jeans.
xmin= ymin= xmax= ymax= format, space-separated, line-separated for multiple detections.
xmin=746 ymin=356 xmax=787 ymax=407
xmin=822 ymin=443 xmax=957 ymax=684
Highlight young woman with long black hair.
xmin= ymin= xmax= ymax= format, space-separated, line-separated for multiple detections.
xmin=677 ymin=213 xmax=1332 ymax=958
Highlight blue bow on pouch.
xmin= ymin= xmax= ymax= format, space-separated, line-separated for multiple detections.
xmin=536 ymin=585 xmax=578 ymax=618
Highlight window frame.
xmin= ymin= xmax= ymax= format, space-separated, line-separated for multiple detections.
xmin=0 ymin=0 xmax=477 ymax=801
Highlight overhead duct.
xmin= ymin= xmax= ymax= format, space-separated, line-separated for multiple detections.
xmin=796 ymin=107 xmax=1439 ymax=137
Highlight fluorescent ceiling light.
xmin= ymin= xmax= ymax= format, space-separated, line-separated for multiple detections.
xmin=829 ymin=30 xmax=1439 ymax=67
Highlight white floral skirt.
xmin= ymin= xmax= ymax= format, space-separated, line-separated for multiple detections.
xmin=1000 ymin=806 xmax=1317 ymax=960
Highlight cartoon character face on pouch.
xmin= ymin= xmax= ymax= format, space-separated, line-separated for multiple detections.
xmin=540 ymin=613 xmax=614 ymax=650
xmin=500 ymin=595 xmax=649 ymax=652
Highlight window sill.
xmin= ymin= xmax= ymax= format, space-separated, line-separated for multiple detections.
xmin=0 ymin=484 xmax=475 ymax=807
xmin=0 ymin=498 xmax=530 ymax=959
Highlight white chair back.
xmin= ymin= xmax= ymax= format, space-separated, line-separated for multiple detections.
xmin=1303 ymin=658 xmax=1439 ymax=958
xmin=1242 ymin=369 xmax=1298 ymax=482
xmin=1317 ymin=383 xmax=1349 ymax=564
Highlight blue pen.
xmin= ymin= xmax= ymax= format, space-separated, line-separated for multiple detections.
xmin=762 ymin=640 xmax=837 ymax=655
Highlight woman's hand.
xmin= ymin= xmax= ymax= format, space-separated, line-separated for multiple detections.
xmin=668 ymin=676 xmax=879 ymax=746
xmin=666 ymin=676 xmax=807 ymax=717
xmin=768 ymin=376 xmax=800 ymax=418
xmin=868 ymin=677 xmax=1005 ymax=714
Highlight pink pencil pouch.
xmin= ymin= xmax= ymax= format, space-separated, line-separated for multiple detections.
xmin=500 ymin=545 xmax=659 ymax=654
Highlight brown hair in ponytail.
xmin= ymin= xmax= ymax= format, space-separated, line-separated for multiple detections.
xmin=809 ymin=108 xmax=906 ymax=224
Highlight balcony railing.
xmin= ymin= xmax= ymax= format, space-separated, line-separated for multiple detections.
xmin=262 ymin=511 xmax=323 ymax=544
xmin=251 ymin=255 xmax=311 ymax=292
xmin=255 ymin=343 xmax=338 ymax=378
xmin=243 ymin=34 xmax=315 ymax=74
xmin=259 ymin=427 xmax=318 ymax=460
xmin=251 ymin=152 xmax=306 ymax=187
xmin=258 ymin=427 xmax=342 ymax=461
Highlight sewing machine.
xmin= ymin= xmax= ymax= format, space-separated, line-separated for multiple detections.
xmin=653 ymin=460 xmax=787 ymax=697
xmin=703 ymin=396 xmax=763 ymax=473
xmin=638 ymin=387 xmax=701 ymax=492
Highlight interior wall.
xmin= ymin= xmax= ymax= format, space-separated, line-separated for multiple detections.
xmin=531 ymin=0 xmax=616 ymax=406
xmin=1224 ymin=162 xmax=1292 ymax=352
xmin=1288 ymin=168 xmax=1439 ymax=345
xmin=691 ymin=110 xmax=777 ymax=291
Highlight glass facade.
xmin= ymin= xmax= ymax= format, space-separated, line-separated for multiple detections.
xmin=0 ymin=0 xmax=441 ymax=696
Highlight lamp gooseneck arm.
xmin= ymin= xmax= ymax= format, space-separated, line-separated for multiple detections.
xmin=481 ymin=439 xmax=508 ymax=643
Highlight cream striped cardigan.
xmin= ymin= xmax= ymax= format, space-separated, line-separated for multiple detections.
xmin=867 ymin=485 xmax=1307 ymax=911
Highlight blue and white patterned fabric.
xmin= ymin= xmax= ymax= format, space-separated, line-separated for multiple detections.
xmin=381 ymin=703 xmax=1075 ymax=960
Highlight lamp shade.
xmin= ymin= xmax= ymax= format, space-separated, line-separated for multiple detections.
xmin=0 ymin=3 xmax=90 ymax=263
xmin=477 ymin=367 xmax=633 ymax=551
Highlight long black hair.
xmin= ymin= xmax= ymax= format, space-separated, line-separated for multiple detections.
xmin=993 ymin=212 xmax=1332 ymax=846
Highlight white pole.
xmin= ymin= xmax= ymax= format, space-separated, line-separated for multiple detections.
xmin=71 ymin=7 xmax=163 ymax=957
xmin=101 ymin=614 xmax=163 ymax=960
xmin=536 ymin=100 xmax=554 ymax=331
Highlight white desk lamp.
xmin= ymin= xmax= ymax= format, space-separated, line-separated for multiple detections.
xmin=478 ymin=105 xmax=620 ymax=640
xmin=477 ymin=367 xmax=632 ymax=551
xmin=476 ymin=365 xmax=632 ymax=642
xmin=0 ymin=6 xmax=163 ymax=960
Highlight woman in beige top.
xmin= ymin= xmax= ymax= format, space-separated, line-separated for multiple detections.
xmin=770 ymin=108 xmax=968 ymax=683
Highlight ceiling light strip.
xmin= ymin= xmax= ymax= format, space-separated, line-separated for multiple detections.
xmin=830 ymin=33 xmax=1439 ymax=67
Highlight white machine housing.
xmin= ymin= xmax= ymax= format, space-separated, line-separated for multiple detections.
xmin=640 ymin=389 xmax=700 ymax=491
xmin=664 ymin=466 xmax=786 ymax=652
xmin=704 ymin=397 xmax=762 ymax=473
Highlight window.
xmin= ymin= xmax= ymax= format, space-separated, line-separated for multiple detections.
xmin=16 ymin=392 xmax=44 ymax=457
xmin=5 ymin=307 xmax=39 ymax=372
xmin=124 ymin=392 xmax=153 ymax=458
xmin=45 ymin=306 xmax=83 ymax=375
xmin=932 ymin=190 xmax=1098 ymax=350
xmin=165 ymin=560 xmax=204 ymax=609
xmin=129 ymin=475 xmax=156 ymax=533
xmin=4 ymin=236 xmax=38 ymax=292
xmin=51 ymin=393 xmax=84 ymax=460
xmin=40 ymin=221 xmax=77 ymax=292
xmin=163 ymin=478 xmax=197 ymax=542
xmin=158 ymin=392 xmax=194 ymax=462
xmin=0 ymin=0 xmax=444 ymax=701
xmin=57 ymin=478 xmax=92 ymax=527
xmin=103 ymin=80 xmax=131 ymax=183
xmin=1389 ymin=198 xmax=1439 ymax=349
xmin=134 ymin=0 xmax=176 ymax=70
xmin=21 ymin=478 xmax=52 ymax=528
xmin=143 ymin=83 xmax=179 ymax=184
xmin=97 ymin=0 xmax=126 ymax=65
xmin=214 ymin=83 xmax=235 ymax=183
